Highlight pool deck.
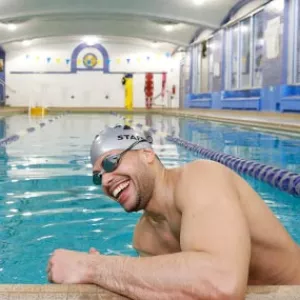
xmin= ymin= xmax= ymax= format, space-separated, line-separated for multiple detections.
xmin=1 ymin=284 xmax=300 ymax=299
xmin=1 ymin=106 xmax=300 ymax=133
xmin=1 ymin=106 xmax=300 ymax=298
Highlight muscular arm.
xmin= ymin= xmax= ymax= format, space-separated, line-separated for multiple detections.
xmin=85 ymin=161 xmax=251 ymax=300
xmin=50 ymin=161 xmax=251 ymax=299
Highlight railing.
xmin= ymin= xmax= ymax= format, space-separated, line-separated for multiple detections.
xmin=152 ymin=90 xmax=175 ymax=108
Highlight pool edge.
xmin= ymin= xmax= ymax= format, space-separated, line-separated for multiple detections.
xmin=0 ymin=284 xmax=299 ymax=299
xmin=2 ymin=107 xmax=299 ymax=134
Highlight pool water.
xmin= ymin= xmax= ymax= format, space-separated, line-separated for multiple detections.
xmin=0 ymin=113 xmax=299 ymax=283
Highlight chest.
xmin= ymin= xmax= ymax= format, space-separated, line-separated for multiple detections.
xmin=146 ymin=212 xmax=182 ymax=254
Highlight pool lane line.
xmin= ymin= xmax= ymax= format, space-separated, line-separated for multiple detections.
xmin=111 ymin=112 xmax=300 ymax=197
xmin=0 ymin=114 xmax=66 ymax=148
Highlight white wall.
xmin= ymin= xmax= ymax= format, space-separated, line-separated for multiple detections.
xmin=5 ymin=41 xmax=180 ymax=108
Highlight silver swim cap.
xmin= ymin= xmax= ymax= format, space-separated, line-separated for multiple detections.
xmin=90 ymin=125 xmax=153 ymax=166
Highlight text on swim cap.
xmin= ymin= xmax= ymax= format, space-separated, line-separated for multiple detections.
xmin=117 ymin=135 xmax=145 ymax=141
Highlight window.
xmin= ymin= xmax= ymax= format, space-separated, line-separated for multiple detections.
xmin=191 ymin=46 xmax=199 ymax=93
xmin=229 ymin=25 xmax=239 ymax=89
xmin=207 ymin=39 xmax=214 ymax=92
xmin=197 ymin=44 xmax=201 ymax=93
xmin=192 ymin=41 xmax=211 ymax=93
xmin=226 ymin=12 xmax=263 ymax=90
xmin=240 ymin=18 xmax=251 ymax=88
xmin=295 ymin=0 xmax=300 ymax=82
xmin=253 ymin=12 xmax=264 ymax=87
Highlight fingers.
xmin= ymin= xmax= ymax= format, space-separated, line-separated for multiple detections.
xmin=47 ymin=261 xmax=53 ymax=283
xmin=46 ymin=251 xmax=55 ymax=283
xmin=48 ymin=270 xmax=53 ymax=283
xmin=89 ymin=247 xmax=100 ymax=255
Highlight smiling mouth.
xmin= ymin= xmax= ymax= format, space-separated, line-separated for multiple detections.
xmin=112 ymin=181 xmax=130 ymax=201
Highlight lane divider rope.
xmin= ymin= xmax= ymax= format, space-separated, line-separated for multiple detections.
xmin=0 ymin=113 xmax=66 ymax=148
xmin=111 ymin=112 xmax=300 ymax=197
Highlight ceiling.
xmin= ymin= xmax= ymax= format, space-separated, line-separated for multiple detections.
xmin=0 ymin=0 xmax=244 ymax=52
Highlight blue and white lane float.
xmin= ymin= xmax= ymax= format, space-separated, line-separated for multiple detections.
xmin=0 ymin=114 xmax=66 ymax=148
xmin=111 ymin=112 xmax=300 ymax=197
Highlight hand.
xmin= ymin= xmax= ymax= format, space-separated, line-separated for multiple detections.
xmin=47 ymin=249 xmax=97 ymax=284
xmin=89 ymin=247 xmax=101 ymax=255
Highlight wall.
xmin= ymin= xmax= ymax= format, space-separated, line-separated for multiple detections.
xmin=184 ymin=0 xmax=300 ymax=113
xmin=4 ymin=41 xmax=180 ymax=108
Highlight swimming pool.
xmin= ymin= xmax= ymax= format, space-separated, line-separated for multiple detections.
xmin=0 ymin=112 xmax=299 ymax=283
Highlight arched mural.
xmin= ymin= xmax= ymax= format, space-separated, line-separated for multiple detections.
xmin=70 ymin=43 xmax=110 ymax=73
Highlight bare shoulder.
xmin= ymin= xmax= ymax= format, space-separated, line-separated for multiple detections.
xmin=175 ymin=159 xmax=238 ymax=210
xmin=182 ymin=159 xmax=228 ymax=171
xmin=177 ymin=159 xmax=235 ymax=185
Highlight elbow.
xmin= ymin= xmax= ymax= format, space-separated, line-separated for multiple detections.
xmin=213 ymin=276 xmax=246 ymax=300
xmin=178 ymin=275 xmax=245 ymax=300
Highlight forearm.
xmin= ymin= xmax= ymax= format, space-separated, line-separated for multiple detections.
xmin=87 ymin=252 xmax=239 ymax=300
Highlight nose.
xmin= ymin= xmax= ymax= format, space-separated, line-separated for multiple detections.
xmin=101 ymin=172 xmax=115 ymax=187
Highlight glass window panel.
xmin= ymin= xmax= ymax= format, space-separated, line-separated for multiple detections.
xmin=192 ymin=46 xmax=198 ymax=93
xmin=200 ymin=41 xmax=209 ymax=92
xmin=253 ymin=12 xmax=264 ymax=86
xmin=197 ymin=44 xmax=201 ymax=93
xmin=296 ymin=0 xmax=300 ymax=82
xmin=231 ymin=25 xmax=239 ymax=89
xmin=240 ymin=18 xmax=251 ymax=88
xmin=208 ymin=39 xmax=214 ymax=91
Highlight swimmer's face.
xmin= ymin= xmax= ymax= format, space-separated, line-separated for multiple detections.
xmin=93 ymin=148 xmax=156 ymax=212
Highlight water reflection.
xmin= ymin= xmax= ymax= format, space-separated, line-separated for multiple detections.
xmin=0 ymin=113 xmax=300 ymax=284
xmin=178 ymin=118 xmax=300 ymax=173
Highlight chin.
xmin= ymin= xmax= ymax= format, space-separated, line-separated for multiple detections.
xmin=122 ymin=197 xmax=140 ymax=213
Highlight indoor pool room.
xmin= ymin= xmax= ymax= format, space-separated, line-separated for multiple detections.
xmin=1 ymin=0 xmax=300 ymax=299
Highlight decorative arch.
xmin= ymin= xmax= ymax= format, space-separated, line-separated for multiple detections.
xmin=70 ymin=43 xmax=110 ymax=73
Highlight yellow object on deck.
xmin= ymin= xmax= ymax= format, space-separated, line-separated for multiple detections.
xmin=124 ymin=74 xmax=133 ymax=110
xmin=30 ymin=107 xmax=48 ymax=116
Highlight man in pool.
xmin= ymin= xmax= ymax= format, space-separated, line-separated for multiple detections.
xmin=47 ymin=125 xmax=300 ymax=299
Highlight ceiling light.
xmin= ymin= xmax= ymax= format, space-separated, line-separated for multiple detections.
xmin=22 ymin=40 xmax=31 ymax=46
xmin=193 ymin=0 xmax=203 ymax=5
xmin=82 ymin=36 xmax=99 ymax=46
xmin=164 ymin=25 xmax=173 ymax=32
xmin=7 ymin=24 xmax=17 ymax=31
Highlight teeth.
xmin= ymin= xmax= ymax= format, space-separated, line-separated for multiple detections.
xmin=112 ymin=181 xmax=130 ymax=199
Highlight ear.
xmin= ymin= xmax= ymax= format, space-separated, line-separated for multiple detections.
xmin=140 ymin=149 xmax=156 ymax=164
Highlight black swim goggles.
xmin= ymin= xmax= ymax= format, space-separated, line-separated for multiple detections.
xmin=92 ymin=139 xmax=148 ymax=186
